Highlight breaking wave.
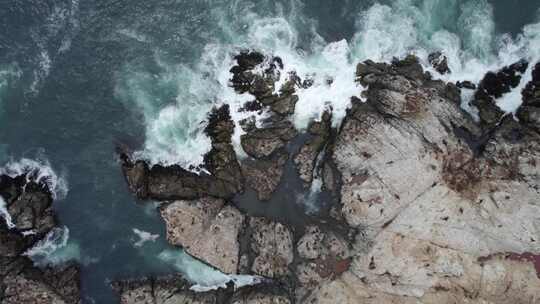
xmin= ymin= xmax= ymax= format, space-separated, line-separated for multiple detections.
xmin=24 ymin=226 xmax=82 ymax=267
xmin=158 ymin=249 xmax=263 ymax=291
xmin=0 ymin=157 xmax=69 ymax=200
xmin=116 ymin=0 xmax=540 ymax=168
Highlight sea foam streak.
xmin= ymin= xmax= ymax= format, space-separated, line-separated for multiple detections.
xmin=0 ymin=158 xmax=69 ymax=200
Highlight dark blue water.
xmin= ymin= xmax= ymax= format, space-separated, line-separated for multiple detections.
xmin=0 ymin=1 xmax=538 ymax=303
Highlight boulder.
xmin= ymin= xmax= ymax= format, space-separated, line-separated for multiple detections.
xmin=428 ymin=51 xmax=451 ymax=74
xmin=160 ymin=197 xmax=244 ymax=274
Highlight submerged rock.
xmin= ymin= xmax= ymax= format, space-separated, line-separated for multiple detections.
xmin=0 ymin=173 xmax=81 ymax=304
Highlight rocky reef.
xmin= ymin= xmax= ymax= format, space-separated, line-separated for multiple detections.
xmin=0 ymin=172 xmax=81 ymax=303
xmin=119 ymin=50 xmax=540 ymax=304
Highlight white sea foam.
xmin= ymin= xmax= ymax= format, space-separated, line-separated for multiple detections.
xmin=158 ymin=249 xmax=263 ymax=291
xmin=24 ymin=226 xmax=81 ymax=267
xmin=132 ymin=228 xmax=159 ymax=247
xmin=0 ymin=196 xmax=16 ymax=229
xmin=0 ymin=158 xmax=69 ymax=200
xmin=117 ymin=0 xmax=540 ymax=167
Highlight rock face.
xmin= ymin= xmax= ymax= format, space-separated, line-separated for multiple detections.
xmin=112 ymin=276 xmax=291 ymax=304
xmin=302 ymin=57 xmax=540 ymax=304
xmin=248 ymin=217 xmax=294 ymax=279
xmin=160 ymin=198 xmax=244 ymax=274
xmin=0 ymin=173 xmax=81 ymax=304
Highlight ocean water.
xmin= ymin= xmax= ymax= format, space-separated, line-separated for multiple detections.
xmin=0 ymin=0 xmax=539 ymax=303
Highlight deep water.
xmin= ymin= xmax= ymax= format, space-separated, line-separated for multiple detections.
xmin=0 ymin=0 xmax=539 ymax=303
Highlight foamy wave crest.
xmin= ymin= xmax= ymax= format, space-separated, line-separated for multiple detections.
xmin=0 ymin=158 xmax=69 ymax=200
xmin=158 ymin=249 xmax=263 ymax=291
xmin=24 ymin=226 xmax=81 ymax=267
xmin=117 ymin=0 xmax=540 ymax=166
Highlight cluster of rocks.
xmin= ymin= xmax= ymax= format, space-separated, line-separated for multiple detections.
xmin=0 ymin=173 xmax=81 ymax=304
xmin=119 ymin=50 xmax=540 ymax=304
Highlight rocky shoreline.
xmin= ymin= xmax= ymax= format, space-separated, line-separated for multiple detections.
xmin=0 ymin=172 xmax=81 ymax=303
xmin=118 ymin=49 xmax=540 ymax=304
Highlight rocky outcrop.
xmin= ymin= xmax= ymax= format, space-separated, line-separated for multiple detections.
xmin=302 ymin=57 xmax=540 ymax=304
xmin=472 ymin=59 xmax=529 ymax=127
xmin=121 ymin=105 xmax=244 ymax=201
xmin=112 ymin=276 xmax=291 ymax=304
xmin=119 ymin=50 xmax=540 ymax=304
xmin=160 ymin=197 xmax=244 ymax=274
xmin=0 ymin=173 xmax=81 ymax=304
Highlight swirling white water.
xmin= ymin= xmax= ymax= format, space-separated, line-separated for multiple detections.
xmin=0 ymin=157 xmax=69 ymax=200
xmin=116 ymin=0 xmax=540 ymax=168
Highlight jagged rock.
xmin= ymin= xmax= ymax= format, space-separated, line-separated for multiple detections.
xmin=472 ymin=59 xmax=529 ymax=127
xmin=160 ymin=197 xmax=244 ymax=274
xmin=428 ymin=51 xmax=450 ymax=74
xmin=241 ymin=151 xmax=288 ymax=201
xmin=293 ymin=111 xmax=332 ymax=185
xmin=0 ymin=173 xmax=81 ymax=304
xmin=121 ymin=105 xmax=244 ymax=201
xmin=240 ymin=119 xmax=297 ymax=159
xmin=249 ymin=218 xmax=294 ymax=279
xmin=113 ymin=276 xmax=290 ymax=304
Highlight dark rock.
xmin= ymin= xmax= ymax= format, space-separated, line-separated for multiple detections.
xmin=518 ymin=62 xmax=540 ymax=130
xmin=472 ymin=59 xmax=529 ymax=128
xmin=428 ymin=51 xmax=451 ymax=74
xmin=457 ymin=80 xmax=476 ymax=90
xmin=0 ymin=173 xmax=81 ymax=304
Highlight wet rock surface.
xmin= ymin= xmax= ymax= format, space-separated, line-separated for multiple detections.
xmin=0 ymin=174 xmax=81 ymax=304
xmin=119 ymin=51 xmax=540 ymax=304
